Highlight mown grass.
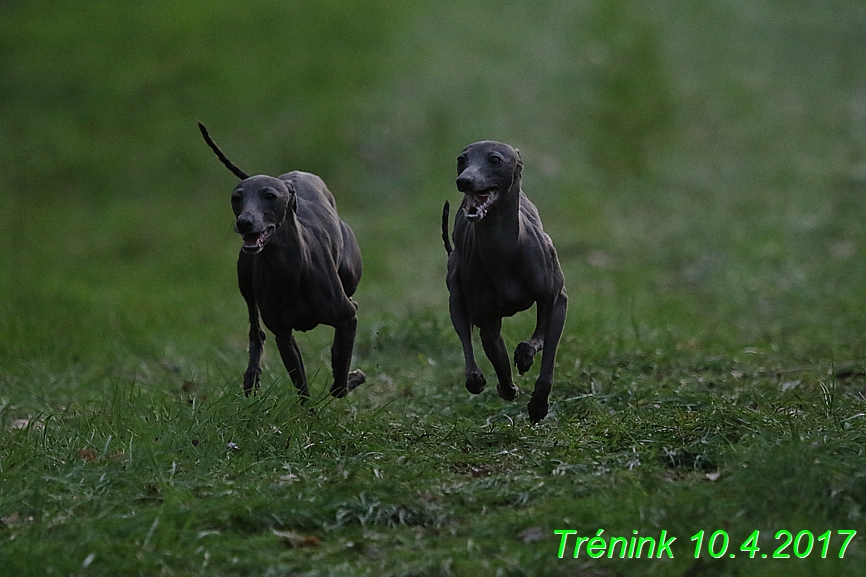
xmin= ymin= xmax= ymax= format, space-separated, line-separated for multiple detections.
xmin=2 ymin=0 xmax=866 ymax=575
xmin=3 ymin=351 xmax=865 ymax=576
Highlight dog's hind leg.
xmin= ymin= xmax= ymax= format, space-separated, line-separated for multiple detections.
xmin=527 ymin=290 xmax=567 ymax=423
xmin=329 ymin=314 xmax=365 ymax=398
xmin=479 ymin=321 xmax=519 ymax=402
xmin=275 ymin=333 xmax=311 ymax=401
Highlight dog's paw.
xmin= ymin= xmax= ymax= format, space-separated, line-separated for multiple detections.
xmin=347 ymin=370 xmax=366 ymax=392
xmin=331 ymin=370 xmax=366 ymax=398
xmin=465 ymin=371 xmax=486 ymax=394
xmin=497 ymin=381 xmax=519 ymax=401
xmin=527 ymin=394 xmax=549 ymax=424
xmin=514 ymin=341 xmax=536 ymax=375
xmin=242 ymin=370 xmax=261 ymax=397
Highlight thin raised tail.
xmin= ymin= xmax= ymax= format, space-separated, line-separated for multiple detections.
xmin=198 ymin=122 xmax=250 ymax=180
xmin=442 ymin=200 xmax=453 ymax=255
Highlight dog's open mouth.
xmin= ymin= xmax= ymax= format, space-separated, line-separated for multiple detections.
xmin=241 ymin=224 xmax=276 ymax=254
xmin=464 ymin=188 xmax=500 ymax=222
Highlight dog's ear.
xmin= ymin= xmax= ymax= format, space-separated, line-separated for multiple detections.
xmin=286 ymin=181 xmax=298 ymax=213
xmin=513 ymin=148 xmax=524 ymax=181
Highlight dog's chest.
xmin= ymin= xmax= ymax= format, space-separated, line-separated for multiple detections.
xmin=461 ymin=263 xmax=534 ymax=318
xmin=253 ymin=268 xmax=331 ymax=333
xmin=256 ymin=288 xmax=318 ymax=333
xmin=455 ymin=241 xmax=529 ymax=314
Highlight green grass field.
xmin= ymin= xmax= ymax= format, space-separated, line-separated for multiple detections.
xmin=2 ymin=1 xmax=866 ymax=575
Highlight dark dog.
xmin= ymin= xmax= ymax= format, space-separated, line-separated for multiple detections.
xmin=442 ymin=141 xmax=567 ymax=423
xmin=199 ymin=123 xmax=365 ymax=400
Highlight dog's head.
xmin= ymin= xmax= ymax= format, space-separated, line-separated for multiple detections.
xmin=231 ymin=175 xmax=297 ymax=254
xmin=455 ymin=140 xmax=523 ymax=222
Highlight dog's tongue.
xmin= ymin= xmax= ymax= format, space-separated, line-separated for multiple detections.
xmin=470 ymin=192 xmax=489 ymax=205
xmin=243 ymin=234 xmax=262 ymax=249
xmin=465 ymin=190 xmax=497 ymax=221
xmin=240 ymin=225 xmax=276 ymax=253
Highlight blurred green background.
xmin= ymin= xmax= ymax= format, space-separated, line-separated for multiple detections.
xmin=2 ymin=0 xmax=866 ymax=402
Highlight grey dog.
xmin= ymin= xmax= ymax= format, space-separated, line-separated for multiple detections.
xmin=442 ymin=140 xmax=567 ymax=423
xmin=199 ymin=123 xmax=365 ymax=400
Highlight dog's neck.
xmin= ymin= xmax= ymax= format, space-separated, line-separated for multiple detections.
xmin=475 ymin=179 xmax=522 ymax=238
xmin=259 ymin=211 xmax=311 ymax=276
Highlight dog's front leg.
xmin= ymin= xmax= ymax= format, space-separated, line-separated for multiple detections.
xmin=479 ymin=321 xmax=519 ymax=401
xmin=238 ymin=256 xmax=264 ymax=396
xmin=449 ymin=288 xmax=486 ymax=394
xmin=329 ymin=314 xmax=365 ymax=398
xmin=243 ymin=305 xmax=265 ymax=397
xmin=527 ymin=290 xmax=568 ymax=423
xmin=275 ymin=333 xmax=311 ymax=401
xmin=514 ymin=305 xmax=548 ymax=375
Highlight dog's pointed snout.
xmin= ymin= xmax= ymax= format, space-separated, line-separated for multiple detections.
xmin=235 ymin=214 xmax=255 ymax=234
xmin=456 ymin=175 xmax=474 ymax=192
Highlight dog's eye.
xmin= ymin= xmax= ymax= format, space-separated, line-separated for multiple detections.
xmin=264 ymin=191 xmax=278 ymax=201
xmin=231 ymin=192 xmax=242 ymax=203
xmin=489 ymin=154 xmax=502 ymax=165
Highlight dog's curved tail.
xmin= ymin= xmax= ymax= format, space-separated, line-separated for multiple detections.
xmin=442 ymin=200 xmax=453 ymax=255
xmin=198 ymin=122 xmax=249 ymax=180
